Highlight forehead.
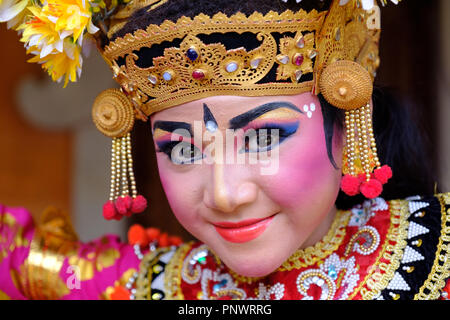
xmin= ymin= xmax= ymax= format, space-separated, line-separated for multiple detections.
xmin=150 ymin=92 xmax=317 ymax=124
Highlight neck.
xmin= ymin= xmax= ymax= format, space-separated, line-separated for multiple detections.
xmin=300 ymin=204 xmax=338 ymax=249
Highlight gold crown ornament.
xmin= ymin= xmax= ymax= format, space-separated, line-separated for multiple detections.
xmin=0 ymin=0 xmax=403 ymax=220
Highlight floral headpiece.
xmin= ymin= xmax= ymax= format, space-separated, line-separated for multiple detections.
xmin=0 ymin=0 xmax=402 ymax=220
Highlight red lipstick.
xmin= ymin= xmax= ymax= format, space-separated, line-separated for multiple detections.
xmin=213 ymin=215 xmax=275 ymax=243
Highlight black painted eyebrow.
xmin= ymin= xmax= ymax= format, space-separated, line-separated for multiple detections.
xmin=228 ymin=102 xmax=303 ymax=130
xmin=203 ymin=103 xmax=218 ymax=130
xmin=153 ymin=120 xmax=193 ymax=136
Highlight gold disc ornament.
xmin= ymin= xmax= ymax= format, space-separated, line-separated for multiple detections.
xmin=92 ymin=88 xmax=135 ymax=138
xmin=319 ymin=60 xmax=373 ymax=110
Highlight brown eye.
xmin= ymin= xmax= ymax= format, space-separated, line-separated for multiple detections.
xmin=157 ymin=141 xmax=204 ymax=164
xmin=244 ymin=129 xmax=280 ymax=153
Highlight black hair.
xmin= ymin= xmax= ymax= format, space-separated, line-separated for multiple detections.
xmin=123 ymin=0 xmax=437 ymax=210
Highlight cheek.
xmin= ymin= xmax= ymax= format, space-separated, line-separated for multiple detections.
xmin=156 ymin=156 xmax=204 ymax=230
xmin=262 ymin=111 xmax=342 ymax=209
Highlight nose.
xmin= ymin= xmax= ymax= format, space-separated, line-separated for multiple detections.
xmin=203 ymin=162 xmax=259 ymax=213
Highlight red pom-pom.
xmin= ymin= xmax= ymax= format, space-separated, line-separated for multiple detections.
xmin=131 ymin=195 xmax=147 ymax=214
xmin=146 ymin=227 xmax=161 ymax=241
xmin=158 ymin=232 xmax=169 ymax=247
xmin=122 ymin=195 xmax=134 ymax=217
xmin=341 ymin=174 xmax=361 ymax=196
xmin=110 ymin=285 xmax=130 ymax=300
xmin=115 ymin=197 xmax=129 ymax=215
xmin=360 ymin=179 xmax=383 ymax=199
xmin=128 ymin=224 xmax=149 ymax=246
xmin=374 ymin=165 xmax=393 ymax=185
xmin=169 ymin=236 xmax=183 ymax=246
xmin=103 ymin=200 xmax=118 ymax=220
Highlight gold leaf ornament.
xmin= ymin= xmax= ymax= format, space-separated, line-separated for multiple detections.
xmin=318 ymin=60 xmax=373 ymax=110
xmin=92 ymin=89 xmax=135 ymax=138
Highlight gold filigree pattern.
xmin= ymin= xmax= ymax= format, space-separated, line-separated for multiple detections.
xmin=313 ymin=1 xmax=380 ymax=93
xmin=276 ymin=31 xmax=316 ymax=82
xmin=101 ymin=9 xmax=327 ymax=115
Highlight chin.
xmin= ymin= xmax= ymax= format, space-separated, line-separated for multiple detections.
xmin=214 ymin=242 xmax=291 ymax=278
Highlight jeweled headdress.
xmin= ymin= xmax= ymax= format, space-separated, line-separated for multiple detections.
xmin=0 ymin=0 xmax=402 ymax=220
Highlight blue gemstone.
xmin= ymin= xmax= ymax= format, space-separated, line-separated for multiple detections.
xmin=213 ymin=279 xmax=228 ymax=293
xmin=328 ymin=265 xmax=338 ymax=280
xmin=186 ymin=48 xmax=199 ymax=62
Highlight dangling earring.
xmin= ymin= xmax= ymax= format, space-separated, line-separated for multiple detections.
xmin=341 ymin=104 xmax=392 ymax=198
xmin=92 ymin=88 xmax=148 ymax=220
xmin=319 ymin=60 xmax=392 ymax=199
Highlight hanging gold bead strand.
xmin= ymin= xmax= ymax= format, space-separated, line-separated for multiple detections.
xmin=126 ymin=133 xmax=138 ymax=199
xmin=94 ymin=89 xmax=148 ymax=221
xmin=340 ymin=102 xmax=392 ymax=199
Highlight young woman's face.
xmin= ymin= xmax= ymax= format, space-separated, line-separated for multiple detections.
xmin=151 ymin=93 xmax=343 ymax=277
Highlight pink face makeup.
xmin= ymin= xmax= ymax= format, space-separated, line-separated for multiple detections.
xmin=151 ymin=93 xmax=343 ymax=277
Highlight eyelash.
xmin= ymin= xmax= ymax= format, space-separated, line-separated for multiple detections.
xmin=241 ymin=122 xmax=299 ymax=153
xmin=156 ymin=140 xmax=204 ymax=165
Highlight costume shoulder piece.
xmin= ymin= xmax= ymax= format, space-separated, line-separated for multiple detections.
xmin=134 ymin=193 xmax=450 ymax=300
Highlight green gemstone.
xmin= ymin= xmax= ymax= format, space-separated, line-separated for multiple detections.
xmin=197 ymin=256 xmax=207 ymax=264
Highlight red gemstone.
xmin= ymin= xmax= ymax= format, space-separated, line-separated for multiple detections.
xmin=192 ymin=69 xmax=205 ymax=80
xmin=293 ymin=54 xmax=304 ymax=66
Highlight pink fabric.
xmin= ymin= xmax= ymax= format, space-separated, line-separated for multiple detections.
xmin=0 ymin=204 xmax=140 ymax=300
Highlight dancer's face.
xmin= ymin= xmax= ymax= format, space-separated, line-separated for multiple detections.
xmin=151 ymin=93 xmax=343 ymax=277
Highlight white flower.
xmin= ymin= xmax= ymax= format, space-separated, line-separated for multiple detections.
xmin=0 ymin=0 xmax=28 ymax=26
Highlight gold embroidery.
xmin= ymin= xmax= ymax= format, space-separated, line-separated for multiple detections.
xmin=225 ymin=209 xmax=350 ymax=285
xmin=415 ymin=193 xmax=450 ymax=300
xmin=67 ymin=248 xmax=121 ymax=281
xmin=14 ymin=207 xmax=80 ymax=300
xmin=0 ymin=289 xmax=10 ymax=300
xmin=279 ymin=209 xmax=351 ymax=271
xmin=164 ymin=243 xmax=194 ymax=300
xmin=0 ymin=213 xmax=30 ymax=265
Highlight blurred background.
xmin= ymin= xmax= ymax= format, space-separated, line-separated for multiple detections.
xmin=0 ymin=0 xmax=448 ymax=242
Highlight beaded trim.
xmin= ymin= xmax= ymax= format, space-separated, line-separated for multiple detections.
xmin=355 ymin=199 xmax=410 ymax=300
xmin=279 ymin=209 xmax=351 ymax=271
xmin=414 ymin=193 xmax=450 ymax=300
xmin=164 ymin=242 xmax=195 ymax=300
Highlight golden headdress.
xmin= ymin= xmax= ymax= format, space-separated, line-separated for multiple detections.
xmin=0 ymin=0 xmax=402 ymax=219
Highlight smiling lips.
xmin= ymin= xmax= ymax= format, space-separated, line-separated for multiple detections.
xmin=213 ymin=215 xmax=275 ymax=243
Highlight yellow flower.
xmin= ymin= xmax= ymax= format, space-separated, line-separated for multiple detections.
xmin=28 ymin=39 xmax=83 ymax=87
xmin=0 ymin=0 xmax=29 ymax=28
xmin=19 ymin=6 xmax=65 ymax=58
xmin=43 ymin=0 xmax=99 ymax=43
